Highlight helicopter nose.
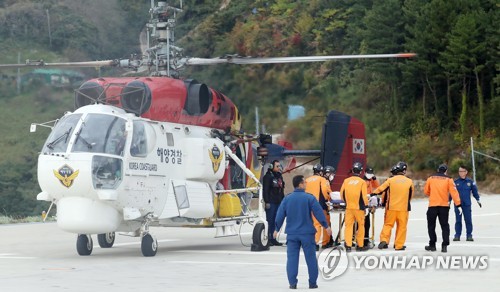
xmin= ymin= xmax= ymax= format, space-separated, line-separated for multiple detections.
xmin=57 ymin=196 xmax=121 ymax=234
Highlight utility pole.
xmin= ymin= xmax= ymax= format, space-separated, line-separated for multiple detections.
xmin=46 ymin=9 xmax=52 ymax=48
xmin=255 ymin=107 xmax=260 ymax=135
xmin=471 ymin=137 xmax=477 ymax=183
xmin=16 ymin=52 xmax=21 ymax=95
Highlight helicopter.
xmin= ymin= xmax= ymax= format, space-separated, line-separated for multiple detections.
xmin=0 ymin=1 xmax=415 ymax=257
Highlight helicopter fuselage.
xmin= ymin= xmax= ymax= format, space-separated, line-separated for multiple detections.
xmin=37 ymin=104 xmax=227 ymax=234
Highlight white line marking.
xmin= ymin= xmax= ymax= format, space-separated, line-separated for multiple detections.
xmin=0 ymin=256 xmax=36 ymax=259
xmin=410 ymin=212 xmax=500 ymax=221
xmin=472 ymin=213 xmax=500 ymax=217
xmin=171 ymin=249 xmax=287 ymax=255
xmin=169 ymin=260 xmax=288 ymax=266
xmin=414 ymin=236 xmax=500 ymax=239
xmin=93 ymin=239 xmax=179 ymax=248
xmin=396 ymin=241 xmax=500 ymax=248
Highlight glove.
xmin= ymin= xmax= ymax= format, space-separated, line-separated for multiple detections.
xmin=477 ymin=200 xmax=482 ymax=208
xmin=326 ymin=226 xmax=332 ymax=236
xmin=265 ymin=203 xmax=271 ymax=209
xmin=457 ymin=205 xmax=462 ymax=216
xmin=372 ymin=176 xmax=377 ymax=181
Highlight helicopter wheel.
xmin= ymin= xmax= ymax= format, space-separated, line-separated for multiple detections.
xmin=97 ymin=232 xmax=115 ymax=248
xmin=76 ymin=234 xmax=93 ymax=256
xmin=252 ymin=222 xmax=269 ymax=250
xmin=141 ymin=233 xmax=158 ymax=257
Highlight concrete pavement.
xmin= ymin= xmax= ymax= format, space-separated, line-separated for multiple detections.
xmin=1 ymin=195 xmax=499 ymax=291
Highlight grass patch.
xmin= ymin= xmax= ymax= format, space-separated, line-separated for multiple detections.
xmin=0 ymin=215 xmax=55 ymax=224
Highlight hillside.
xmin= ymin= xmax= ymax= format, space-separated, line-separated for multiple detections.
xmin=0 ymin=0 xmax=498 ymax=216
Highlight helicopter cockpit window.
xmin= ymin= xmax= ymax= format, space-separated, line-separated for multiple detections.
xmin=71 ymin=114 xmax=127 ymax=156
xmin=130 ymin=121 xmax=156 ymax=157
xmin=42 ymin=114 xmax=82 ymax=153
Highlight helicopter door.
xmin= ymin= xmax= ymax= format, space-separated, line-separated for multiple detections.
xmin=159 ymin=180 xmax=214 ymax=219
xmin=230 ymin=144 xmax=246 ymax=189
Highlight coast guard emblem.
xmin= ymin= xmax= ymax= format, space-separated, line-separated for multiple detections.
xmin=208 ymin=144 xmax=223 ymax=173
xmin=53 ymin=165 xmax=79 ymax=188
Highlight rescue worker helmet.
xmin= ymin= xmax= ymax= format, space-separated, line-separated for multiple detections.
xmin=396 ymin=161 xmax=408 ymax=172
xmin=313 ymin=163 xmax=324 ymax=174
xmin=324 ymin=165 xmax=336 ymax=174
xmin=390 ymin=165 xmax=399 ymax=175
xmin=438 ymin=164 xmax=448 ymax=173
xmin=366 ymin=167 xmax=374 ymax=174
xmin=352 ymin=162 xmax=363 ymax=174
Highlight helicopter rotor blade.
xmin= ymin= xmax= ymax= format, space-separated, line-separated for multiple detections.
xmin=0 ymin=60 xmax=120 ymax=69
xmin=184 ymin=53 xmax=416 ymax=66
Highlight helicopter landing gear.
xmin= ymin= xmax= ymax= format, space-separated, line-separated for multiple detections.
xmin=140 ymin=214 xmax=158 ymax=257
xmin=251 ymin=222 xmax=270 ymax=251
xmin=141 ymin=233 xmax=158 ymax=257
xmin=97 ymin=232 xmax=115 ymax=248
xmin=76 ymin=234 xmax=93 ymax=256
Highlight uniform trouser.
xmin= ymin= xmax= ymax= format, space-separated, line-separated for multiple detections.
xmin=286 ymin=233 xmax=318 ymax=286
xmin=314 ymin=210 xmax=330 ymax=246
xmin=427 ymin=206 xmax=450 ymax=247
xmin=265 ymin=203 xmax=280 ymax=238
xmin=379 ymin=210 xmax=409 ymax=249
xmin=354 ymin=213 xmax=371 ymax=245
xmin=345 ymin=209 xmax=365 ymax=248
xmin=454 ymin=205 xmax=473 ymax=238
xmin=364 ymin=212 xmax=371 ymax=245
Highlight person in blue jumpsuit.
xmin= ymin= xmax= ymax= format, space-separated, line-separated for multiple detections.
xmin=274 ymin=175 xmax=332 ymax=289
xmin=454 ymin=165 xmax=481 ymax=241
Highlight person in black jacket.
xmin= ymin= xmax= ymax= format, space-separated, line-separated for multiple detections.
xmin=263 ymin=160 xmax=285 ymax=246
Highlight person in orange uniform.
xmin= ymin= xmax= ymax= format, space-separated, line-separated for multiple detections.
xmin=372 ymin=161 xmax=414 ymax=251
xmin=323 ymin=165 xmax=336 ymax=248
xmin=340 ymin=162 xmax=368 ymax=252
xmin=362 ymin=167 xmax=380 ymax=247
xmin=424 ymin=164 xmax=461 ymax=253
xmin=305 ymin=164 xmax=332 ymax=250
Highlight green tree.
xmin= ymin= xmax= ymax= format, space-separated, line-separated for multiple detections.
xmin=440 ymin=9 xmax=489 ymax=138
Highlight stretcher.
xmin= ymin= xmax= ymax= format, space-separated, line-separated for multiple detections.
xmin=328 ymin=198 xmax=380 ymax=248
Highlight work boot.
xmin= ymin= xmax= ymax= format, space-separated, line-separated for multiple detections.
xmin=309 ymin=284 xmax=318 ymax=289
xmin=395 ymin=246 xmax=406 ymax=251
xmin=453 ymin=237 xmax=460 ymax=241
xmin=425 ymin=245 xmax=436 ymax=252
xmin=271 ymin=240 xmax=283 ymax=246
xmin=315 ymin=245 xmax=320 ymax=251
xmin=345 ymin=246 xmax=352 ymax=253
xmin=442 ymin=245 xmax=447 ymax=253
xmin=356 ymin=246 xmax=368 ymax=252
xmin=466 ymin=237 xmax=474 ymax=242
xmin=289 ymin=284 xmax=297 ymax=289
xmin=378 ymin=241 xmax=388 ymax=249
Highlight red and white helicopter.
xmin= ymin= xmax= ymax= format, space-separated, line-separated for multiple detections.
xmin=0 ymin=1 xmax=414 ymax=256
